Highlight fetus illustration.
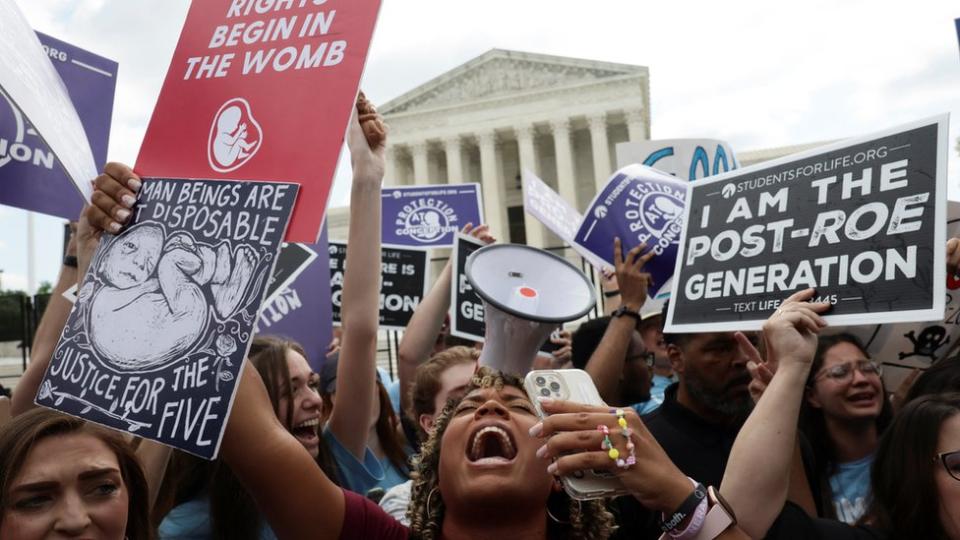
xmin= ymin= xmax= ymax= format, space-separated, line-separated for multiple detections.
xmin=88 ymin=223 xmax=258 ymax=371
xmin=208 ymin=97 xmax=262 ymax=173
xmin=413 ymin=209 xmax=443 ymax=240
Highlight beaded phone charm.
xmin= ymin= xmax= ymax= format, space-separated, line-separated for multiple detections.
xmin=599 ymin=409 xmax=636 ymax=469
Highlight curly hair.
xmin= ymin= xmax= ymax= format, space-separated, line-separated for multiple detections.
xmin=406 ymin=367 xmax=616 ymax=539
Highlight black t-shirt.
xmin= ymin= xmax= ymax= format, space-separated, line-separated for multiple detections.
xmin=766 ymin=502 xmax=885 ymax=540
xmin=611 ymin=383 xmax=744 ymax=539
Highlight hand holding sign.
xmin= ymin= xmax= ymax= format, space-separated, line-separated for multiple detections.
xmin=614 ymin=237 xmax=655 ymax=311
xmin=79 ymin=163 xmax=143 ymax=276
xmin=947 ymin=237 xmax=960 ymax=279
xmin=761 ymin=289 xmax=831 ymax=373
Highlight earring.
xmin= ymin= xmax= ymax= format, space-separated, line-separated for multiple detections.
xmin=426 ymin=487 xmax=441 ymax=519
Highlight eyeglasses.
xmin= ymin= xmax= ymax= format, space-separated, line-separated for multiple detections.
xmin=814 ymin=360 xmax=882 ymax=383
xmin=935 ymin=450 xmax=960 ymax=482
xmin=628 ymin=352 xmax=655 ymax=368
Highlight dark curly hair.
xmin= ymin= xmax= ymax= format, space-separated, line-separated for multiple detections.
xmin=405 ymin=367 xmax=616 ymax=539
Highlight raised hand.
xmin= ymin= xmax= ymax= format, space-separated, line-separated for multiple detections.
xmin=78 ymin=163 xmax=141 ymax=276
xmin=762 ymin=288 xmax=831 ymax=372
xmin=613 ymin=237 xmax=654 ymax=311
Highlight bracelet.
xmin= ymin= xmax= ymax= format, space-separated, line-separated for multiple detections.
xmin=660 ymin=481 xmax=706 ymax=533
xmin=603 ymin=289 xmax=621 ymax=298
xmin=63 ymin=255 xmax=78 ymax=268
xmin=670 ymin=496 xmax=708 ymax=539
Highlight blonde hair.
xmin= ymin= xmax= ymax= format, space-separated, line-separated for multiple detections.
xmin=406 ymin=367 xmax=615 ymax=539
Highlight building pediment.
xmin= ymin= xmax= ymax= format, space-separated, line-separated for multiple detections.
xmin=380 ymin=49 xmax=647 ymax=116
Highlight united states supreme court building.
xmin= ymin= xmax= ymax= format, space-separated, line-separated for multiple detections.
xmin=327 ymin=49 xmax=822 ymax=266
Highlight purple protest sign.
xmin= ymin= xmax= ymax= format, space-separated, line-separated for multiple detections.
xmin=381 ymin=184 xmax=484 ymax=247
xmin=256 ymin=226 xmax=333 ymax=373
xmin=574 ymin=165 xmax=688 ymax=297
xmin=0 ymin=32 xmax=117 ymax=219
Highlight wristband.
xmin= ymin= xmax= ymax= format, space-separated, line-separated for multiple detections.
xmin=63 ymin=255 xmax=78 ymax=268
xmin=603 ymin=289 xmax=621 ymax=298
xmin=611 ymin=305 xmax=641 ymax=322
xmin=670 ymin=496 xmax=708 ymax=539
xmin=660 ymin=482 xmax=706 ymax=533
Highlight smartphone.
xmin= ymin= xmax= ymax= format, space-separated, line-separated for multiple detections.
xmin=537 ymin=328 xmax=563 ymax=356
xmin=524 ymin=369 xmax=631 ymax=500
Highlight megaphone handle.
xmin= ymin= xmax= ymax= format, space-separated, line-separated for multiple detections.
xmin=477 ymin=315 xmax=558 ymax=376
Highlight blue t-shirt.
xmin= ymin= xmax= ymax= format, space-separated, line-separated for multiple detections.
xmin=829 ymin=454 xmax=874 ymax=524
xmin=630 ymin=375 xmax=673 ymax=415
xmin=323 ymin=428 xmax=409 ymax=496
xmin=650 ymin=374 xmax=674 ymax=404
xmin=158 ymin=497 xmax=277 ymax=539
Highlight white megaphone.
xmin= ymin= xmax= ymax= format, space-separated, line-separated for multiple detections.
xmin=465 ymin=244 xmax=596 ymax=376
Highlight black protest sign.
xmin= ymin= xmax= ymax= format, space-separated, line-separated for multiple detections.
xmin=666 ymin=117 xmax=948 ymax=332
xmin=38 ymin=178 xmax=298 ymax=458
xmin=328 ymin=242 xmax=347 ymax=325
xmin=329 ymin=242 xmax=428 ymax=331
xmin=450 ymin=233 xmax=485 ymax=341
xmin=265 ymin=242 xmax=317 ymax=304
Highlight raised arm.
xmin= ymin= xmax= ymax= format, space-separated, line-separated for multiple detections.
xmin=326 ymin=97 xmax=387 ymax=459
xmin=224 ymin=361 xmax=342 ymax=540
xmin=397 ymin=224 xmax=493 ymax=414
xmin=585 ymin=238 xmax=652 ymax=403
xmin=720 ymin=289 xmax=830 ymax=538
xmin=11 ymin=228 xmax=78 ymax=415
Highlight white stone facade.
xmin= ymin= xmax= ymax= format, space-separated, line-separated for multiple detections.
xmin=378 ymin=49 xmax=650 ymax=249
xmin=328 ymin=49 xmax=826 ymax=267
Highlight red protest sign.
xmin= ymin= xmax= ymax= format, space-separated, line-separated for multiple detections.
xmin=136 ymin=0 xmax=381 ymax=242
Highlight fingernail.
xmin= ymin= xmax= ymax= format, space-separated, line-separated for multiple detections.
xmin=536 ymin=444 xmax=548 ymax=458
xmin=122 ymin=194 xmax=137 ymax=208
xmin=537 ymin=396 xmax=554 ymax=406
xmin=108 ymin=222 xmax=121 ymax=233
xmin=529 ymin=422 xmax=543 ymax=437
xmin=127 ymin=178 xmax=141 ymax=192
xmin=547 ymin=462 xmax=558 ymax=475
xmin=116 ymin=209 xmax=131 ymax=221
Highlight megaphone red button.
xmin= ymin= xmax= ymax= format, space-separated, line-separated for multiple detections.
xmin=519 ymin=286 xmax=538 ymax=298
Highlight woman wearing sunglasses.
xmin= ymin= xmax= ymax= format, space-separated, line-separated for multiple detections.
xmin=801 ymin=334 xmax=893 ymax=524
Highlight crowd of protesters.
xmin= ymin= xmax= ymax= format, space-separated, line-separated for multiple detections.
xmin=0 ymin=96 xmax=958 ymax=540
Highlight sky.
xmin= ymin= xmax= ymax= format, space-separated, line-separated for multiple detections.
xmin=1 ymin=0 xmax=958 ymax=293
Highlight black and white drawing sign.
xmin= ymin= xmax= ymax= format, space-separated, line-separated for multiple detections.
xmin=329 ymin=242 xmax=428 ymax=331
xmin=666 ymin=116 xmax=949 ymax=332
xmin=38 ymin=178 xmax=298 ymax=459
xmin=450 ymin=233 xmax=486 ymax=341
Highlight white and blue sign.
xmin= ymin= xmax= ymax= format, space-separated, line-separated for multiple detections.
xmin=0 ymin=32 xmax=117 ymax=219
xmin=574 ymin=165 xmax=689 ymax=298
xmin=381 ymin=184 xmax=483 ymax=248
xmin=522 ymin=169 xmax=582 ymax=245
xmin=615 ymin=139 xmax=738 ymax=181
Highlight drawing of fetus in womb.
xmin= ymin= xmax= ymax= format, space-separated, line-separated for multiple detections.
xmin=209 ymin=99 xmax=261 ymax=172
xmin=88 ymin=223 xmax=258 ymax=371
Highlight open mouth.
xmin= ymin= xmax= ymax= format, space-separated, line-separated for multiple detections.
xmin=466 ymin=424 xmax=518 ymax=465
xmin=291 ymin=417 xmax=319 ymax=444
xmin=847 ymin=391 xmax=877 ymax=405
